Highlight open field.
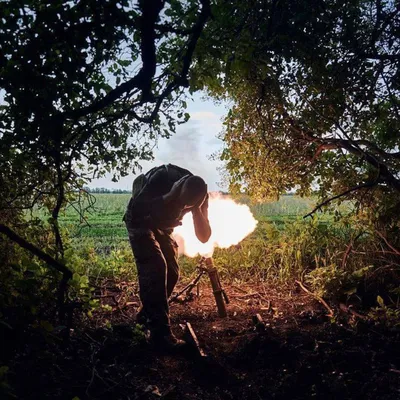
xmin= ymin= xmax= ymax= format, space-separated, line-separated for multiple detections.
xmin=59 ymin=193 xmax=318 ymax=253
xmin=50 ymin=193 xmax=361 ymax=287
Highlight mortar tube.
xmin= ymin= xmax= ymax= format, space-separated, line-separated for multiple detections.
xmin=204 ymin=257 xmax=227 ymax=318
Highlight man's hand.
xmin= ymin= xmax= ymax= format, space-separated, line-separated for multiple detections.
xmin=192 ymin=192 xmax=211 ymax=243
xmin=199 ymin=192 xmax=209 ymax=215
xmin=193 ymin=188 xmax=208 ymax=211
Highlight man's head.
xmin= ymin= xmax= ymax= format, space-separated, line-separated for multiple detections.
xmin=180 ymin=175 xmax=207 ymax=207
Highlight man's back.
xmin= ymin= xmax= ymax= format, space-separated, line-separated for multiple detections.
xmin=127 ymin=164 xmax=193 ymax=228
xmin=134 ymin=164 xmax=192 ymax=200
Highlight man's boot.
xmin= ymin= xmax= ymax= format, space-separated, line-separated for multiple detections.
xmin=149 ymin=330 xmax=186 ymax=352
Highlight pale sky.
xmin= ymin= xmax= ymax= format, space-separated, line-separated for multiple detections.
xmin=91 ymin=93 xmax=229 ymax=191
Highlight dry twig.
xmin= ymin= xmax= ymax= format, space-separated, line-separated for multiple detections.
xmin=231 ymin=285 xmax=249 ymax=294
xmin=295 ymin=280 xmax=334 ymax=317
xmin=389 ymin=369 xmax=400 ymax=374
xmin=376 ymin=231 xmax=400 ymax=256
xmin=339 ymin=303 xmax=367 ymax=320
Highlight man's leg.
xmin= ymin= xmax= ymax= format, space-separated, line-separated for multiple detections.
xmin=155 ymin=229 xmax=180 ymax=298
xmin=126 ymin=228 xmax=171 ymax=337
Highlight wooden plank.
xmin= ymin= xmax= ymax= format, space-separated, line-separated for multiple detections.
xmin=184 ymin=322 xmax=206 ymax=357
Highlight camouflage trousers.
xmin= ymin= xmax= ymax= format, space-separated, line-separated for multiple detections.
xmin=125 ymin=224 xmax=179 ymax=336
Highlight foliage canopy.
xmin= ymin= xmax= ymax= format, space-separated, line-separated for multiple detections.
xmin=0 ymin=0 xmax=210 ymax=220
xmin=195 ymin=0 xmax=400 ymax=212
xmin=0 ymin=0 xmax=211 ymax=322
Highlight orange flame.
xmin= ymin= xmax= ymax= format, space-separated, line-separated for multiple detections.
xmin=173 ymin=193 xmax=258 ymax=257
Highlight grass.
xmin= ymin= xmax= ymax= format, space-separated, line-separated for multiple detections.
xmin=56 ymin=193 xmax=331 ymax=283
xmin=59 ymin=193 xmax=318 ymax=252
xmin=60 ymin=194 xmax=131 ymax=252
xmin=38 ymin=193 xmax=356 ymax=284
xmin=47 ymin=193 xmax=358 ymax=287
xmin=33 ymin=193 xmax=400 ymax=316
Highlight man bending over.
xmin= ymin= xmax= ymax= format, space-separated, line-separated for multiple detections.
xmin=124 ymin=164 xmax=211 ymax=350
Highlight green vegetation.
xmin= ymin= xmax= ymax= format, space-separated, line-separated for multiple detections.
xmin=1 ymin=2 xmax=399 ymax=397
xmin=48 ymin=194 xmax=321 ymax=285
xmin=59 ymin=193 xmax=316 ymax=250
xmin=1 ymin=1 xmax=398 ymax=323
xmin=1 ymin=6 xmax=399 ymax=397
xmin=45 ymin=193 xmax=398 ymax=318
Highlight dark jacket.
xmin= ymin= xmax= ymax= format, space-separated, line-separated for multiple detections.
xmin=125 ymin=164 xmax=194 ymax=229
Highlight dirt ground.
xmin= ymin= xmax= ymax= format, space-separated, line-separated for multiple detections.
xmin=7 ymin=279 xmax=400 ymax=400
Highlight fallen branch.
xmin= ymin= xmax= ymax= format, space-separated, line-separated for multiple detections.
xmin=295 ymin=280 xmax=334 ymax=317
xmin=389 ymin=369 xmax=400 ymax=375
xmin=232 ymin=292 xmax=270 ymax=305
xmin=0 ymin=223 xmax=73 ymax=323
xmin=234 ymin=292 xmax=261 ymax=299
xmin=231 ymin=285 xmax=249 ymax=294
xmin=93 ymin=294 xmax=119 ymax=306
xmin=182 ymin=322 xmax=206 ymax=358
xmin=124 ymin=301 xmax=139 ymax=307
xmin=261 ymin=300 xmax=272 ymax=311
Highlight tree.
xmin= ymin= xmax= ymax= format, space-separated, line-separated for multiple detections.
xmin=2 ymin=0 xmax=399 ymax=319
xmin=0 ymin=0 xmax=210 ymax=315
xmin=194 ymin=0 xmax=400 ymax=214
xmin=0 ymin=0 xmax=210 ymax=247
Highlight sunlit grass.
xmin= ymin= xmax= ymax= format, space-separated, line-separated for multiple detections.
xmin=31 ymin=193 xmax=357 ymax=286
xmin=55 ymin=194 xmax=318 ymax=254
xmin=54 ymin=194 xmax=323 ymax=281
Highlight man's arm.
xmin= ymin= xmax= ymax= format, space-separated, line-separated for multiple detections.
xmin=192 ymin=194 xmax=211 ymax=243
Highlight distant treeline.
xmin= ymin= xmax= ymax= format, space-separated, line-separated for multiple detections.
xmin=84 ymin=187 xmax=131 ymax=194
xmin=83 ymin=188 xmax=298 ymax=196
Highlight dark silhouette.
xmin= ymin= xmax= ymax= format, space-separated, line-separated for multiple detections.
xmin=124 ymin=164 xmax=211 ymax=349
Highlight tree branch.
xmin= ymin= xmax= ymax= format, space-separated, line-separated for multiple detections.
xmin=303 ymin=181 xmax=377 ymax=219
xmin=155 ymin=23 xmax=195 ymax=35
xmin=125 ymin=0 xmax=211 ymax=123
xmin=62 ymin=73 xmax=143 ymax=120
xmin=61 ymin=0 xmax=211 ymax=126
xmin=284 ymin=113 xmax=400 ymax=192
xmin=350 ymin=139 xmax=400 ymax=160
xmin=310 ymin=143 xmax=338 ymax=163
xmin=61 ymin=0 xmax=163 ymax=120
xmin=330 ymin=138 xmax=400 ymax=191
xmin=376 ymin=230 xmax=400 ymax=256
xmin=51 ymin=154 xmax=65 ymax=258
xmin=295 ymin=280 xmax=334 ymax=317
xmin=138 ymin=0 xmax=165 ymax=102
xmin=361 ymin=52 xmax=400 ymax=61
xmin=0 ymin=223 xmax=72 ymax=279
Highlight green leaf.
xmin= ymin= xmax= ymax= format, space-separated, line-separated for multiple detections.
xmin=0 ymin=366 xmax=9 ymax=378
xmin=40 ymin=320 xmax=54 ymax=332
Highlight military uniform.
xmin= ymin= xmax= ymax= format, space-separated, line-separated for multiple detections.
xmin=124 ymin=164 xmax=206 ymax=337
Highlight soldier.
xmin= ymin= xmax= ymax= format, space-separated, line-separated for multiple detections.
xmin=124 ymin=164 xmax=211 ymax=350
